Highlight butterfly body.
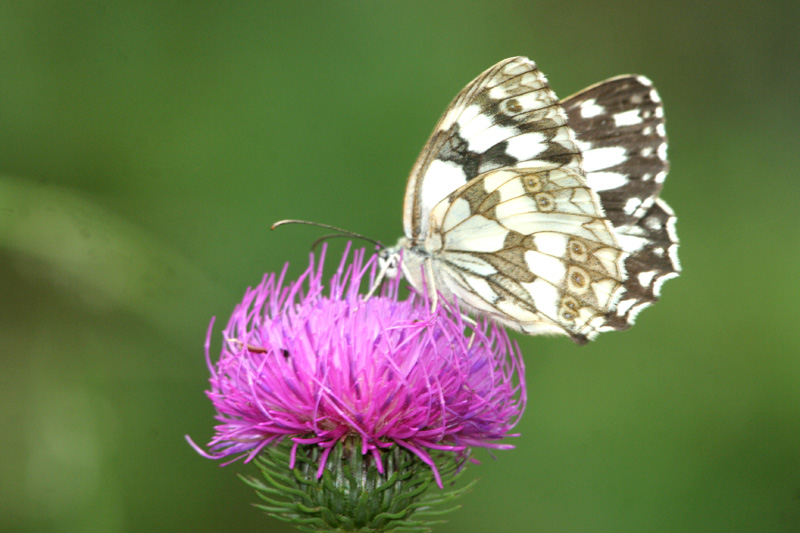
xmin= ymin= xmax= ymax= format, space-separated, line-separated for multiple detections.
xmin=385 ymin=57 xmax=680 ymax=343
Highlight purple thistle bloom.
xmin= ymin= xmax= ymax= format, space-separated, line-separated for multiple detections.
xmin=188 ymin=245 xmax=525 ymax=488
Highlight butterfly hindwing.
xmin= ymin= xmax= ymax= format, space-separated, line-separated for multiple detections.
xmin=560 ymin=75 xmax=680 ymax=330
xmin=605 ymin=198 xmax=679 ymax=328
xmin=426 ymin=166 xmax=626 ymax=342
xmin=561 ymin=75 xmax=668 ymax=228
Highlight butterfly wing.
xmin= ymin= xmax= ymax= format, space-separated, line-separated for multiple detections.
xmin=398 ymin=58 xmax=679 ymax=342
xmin=561 ymin=76 xmax=680 ymax=329
xmin=403 ymin=57 xmax=584 ymax=243
xmin=426 ymin=166 xmax=626 ymax=343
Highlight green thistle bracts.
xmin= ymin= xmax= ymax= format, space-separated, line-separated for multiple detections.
xmin=240 ymin=439 xmax=475 ymax=532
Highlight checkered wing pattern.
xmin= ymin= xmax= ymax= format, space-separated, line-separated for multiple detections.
xmin=388 ymin=57 xmax=679 ymax=342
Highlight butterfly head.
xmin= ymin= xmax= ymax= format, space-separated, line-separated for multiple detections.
xmin=377 ymin=245 xmax=402 ymax=280
xmin=377 ymin=237 xmax=431 ymax=300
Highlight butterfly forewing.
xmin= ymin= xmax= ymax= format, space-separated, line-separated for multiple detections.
xmin=403 ymin=57 xmax=583 ymax=242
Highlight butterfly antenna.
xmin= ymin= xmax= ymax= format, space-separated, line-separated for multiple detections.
xmin=309 ymin=233 xmax=361 ymax=252
xmin=271 ymin=219 xmax=383 ymax=248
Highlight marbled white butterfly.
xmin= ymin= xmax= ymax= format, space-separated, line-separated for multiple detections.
xmin=378 ymin=56 xmax=680 ymax=344
xmin=275 ymin=57 xmax=679 ymax=344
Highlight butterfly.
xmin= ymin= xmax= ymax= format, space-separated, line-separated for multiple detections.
xmin=376 ymin=56 xmax=680 ymax=344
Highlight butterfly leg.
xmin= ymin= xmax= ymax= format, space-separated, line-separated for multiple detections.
xmin=425 ymin=259 xmax=439 ymax=313
xmin=460 ymin=314 xmax=480 ymax=348
xmin=363 ymin=270 xmax=385 ymax=301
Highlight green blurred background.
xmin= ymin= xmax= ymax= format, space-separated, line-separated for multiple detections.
xmin=2 ymin=1 xmax=798 ymax=531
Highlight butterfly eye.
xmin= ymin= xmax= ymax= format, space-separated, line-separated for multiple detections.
xmin=534 ymin=192 xmax=555 ymax=211
xmin=378 ymin=250 xmax=401 ymax=279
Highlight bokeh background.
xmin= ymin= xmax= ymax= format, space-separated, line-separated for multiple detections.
xmin=2 ymin=1 xmax=798 ymax=531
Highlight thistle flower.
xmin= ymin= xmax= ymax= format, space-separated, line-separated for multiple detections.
xmin=188 ymin=245 xmax=526 ymax=530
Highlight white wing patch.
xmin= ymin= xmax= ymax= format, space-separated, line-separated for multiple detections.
xmin=613 ymin=109 xmax=643 ymax=127
xmin=582 ymin=146 xmax=628 ymax=172
xmin=505 ymin=132 xmax=548 ymax=160
xmin=418 ymin=160 xmax=468 ymax=218
xmin=443 ymin=215 xmax=508 ymax=253
xmin=585 ymin=171 xmax=628 ymax=191
xmin=525 ymin=250 xmax=567 ymax=283
xmin=578 ymin=98 xmax=604 ymax=118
